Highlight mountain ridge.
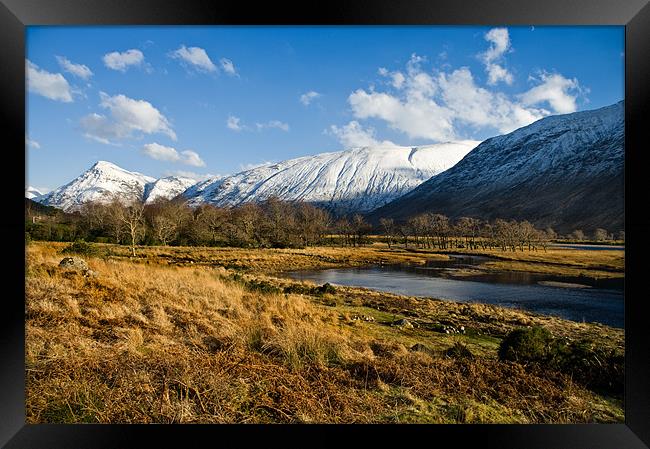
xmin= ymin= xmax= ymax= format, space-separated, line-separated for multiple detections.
xmin=37 ymin=141 xmax=480 ymax=213
xmin=368 ymin=101 xmax=624 ymax=234
xmin=182 ymin=141 xmax=480 ymax=213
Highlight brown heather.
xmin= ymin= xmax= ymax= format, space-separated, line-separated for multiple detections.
xmin=26 ymin=242 xmax=623 ymax=423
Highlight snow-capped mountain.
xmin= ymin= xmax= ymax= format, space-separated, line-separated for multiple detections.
xmin=25 ymin=186 xmax=45 ymax=200
xmin=37 ymin=161 xmax=191 ymax=211
xmin=369 ymin=101 xmax=624 ymax=233
xmin=183 ymin=141 xmax=480 ymax=213
xmin=143 ymin=176 xmax=196 ymax=204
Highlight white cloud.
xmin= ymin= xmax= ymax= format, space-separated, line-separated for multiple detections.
xmin=519 ymin=72 xmax=582 ymax=114
xmin=340 ymin=47 xmax=584 ymax=143
xmin=378 ymin=67 xmax=406 ymax=89
xmin=437 ymin=67 xmax=547 ymax=133
xmin=142 ymin=143 xmax=205 ymax=167
xmin=102 ymin=49 xmax=144 ymax=72
xmin=55 ymin=56 xmax=93 ymax=80
xmin=480 ymin=27 xmax=514 ymax=85
xmin=483 ymin=28 xmax=510 ymax=63
xmin=220 ymin=58 xmax=237 ymax=75
xmin=25 ymin=135 xmax=41 ymax=149
xmin=26 ymin=60 xmax=73 ymax=102
xmin=328 ymin=121 xmax=396 ymax=149
xmin=80 ymin=92 xmax=176 ymax=144
xmin=170 ymin=46 xmax=217 ymax=73
xmin=300 ymin=91 xmax=321 ymax=106
xmin=143 ymin=142 xmax=179 ymax=161
xmin=179 ymin=150 xmax=206 ymax=167
xmin=227 ymin=115 xmax=244 ymax=131
xmin=256 ymin=120 xmax=289 ymax=132
xmin=348 ymin=83 xmax=455 ymax=141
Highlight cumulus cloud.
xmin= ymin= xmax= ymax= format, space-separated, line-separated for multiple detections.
xmin=170 ymin=45 xmax=217 ymax=73
xmin=142 ymin=143 xmax=205 ymax=167
xmin=300 ymin=91 xmax=321 ymax=106
xmin=378 ymin=67 xmax=406 ymax=89
xmin=102 ymin=49 xmax=144 ymax=72
xmin=437 ymin=67 xmax=547 ymax=133
xmin=339 ymin=47 xmax=584 ymax=143
xmin=519 ymin=72 xmax=582 ymax=114
xmin=26 ymin=60 xmax=73 ymax=102
xmin=328 ymin=121 xmax=396 ymax=149
xmin=80 ymin=92 xmax=176 ymax=144
xmin=226 ymin=115 xmax=244 ymax=131
xmin=349 ymin=56 xmax=455 ymax=141
xmin=219 ymin=58 xmax=237 ymax=75
xmin=55 ymin=56 xmax=93 ymax=79
xmin=256 ymin=120 xmax=289 ymax=132
xmin=480 ymin=27 xmax=514 ymax=85
xmin=180 ymin=150 xmax=206 ymax=167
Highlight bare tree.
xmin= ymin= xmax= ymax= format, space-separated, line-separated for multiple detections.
xmin=593 ymin=228 xmax=609 ymax=241
xmin=336 ymin=218 xmax=353 ymax=247
xmin=351 ymin=214 xmax=371 ymax=247
xmin=570 ymin=229 xmax=586 ymax=241
xmin=379 ymin=218 xmax=396 ymax=248
xmin=296 ymin=203 xmax=331 ymax=246
xmin=115 ymin=200 xmax=146 ymax=256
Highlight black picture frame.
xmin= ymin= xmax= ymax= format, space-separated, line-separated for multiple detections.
xmin=3 ymin=0 xmax=649 ymax=447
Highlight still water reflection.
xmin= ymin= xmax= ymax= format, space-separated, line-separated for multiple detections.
xmin=287 ymin=255 xmax=623 ymax=328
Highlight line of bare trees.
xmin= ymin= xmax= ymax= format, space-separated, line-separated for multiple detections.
xmin=78 ymin=196 xmax=332 ymax=254
xmin=378 ymin=214 xmax=555 ymax=252
xmin=28 ymin=194 xmax=622 ymax=254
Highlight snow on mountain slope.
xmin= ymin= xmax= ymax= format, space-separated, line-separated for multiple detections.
xmin=38 ymin=161 xmax=156 ymax=211
xmin=25 ymin=186 xmax=44 ymax=200
xmin=183 ymin=141 xmax=480 ymax=212
xmin=369 ymin=101 xmax=624 ymax=233
xmin=144 ymin=176 xmax=196 ymax=204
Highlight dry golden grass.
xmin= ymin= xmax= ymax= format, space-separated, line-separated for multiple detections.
xmin=78 ymin=240 xmax=624 ymax=280
xmin=63 ymin=241 xmax=445 ymax=273
xmin=26 ymin=242 xmax=623 ymax=423
xmin=434 ymin=247 xmax=624 ymax=279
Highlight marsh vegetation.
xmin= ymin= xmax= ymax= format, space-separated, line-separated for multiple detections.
xmin=26 ymin=240 xmax=624 ymax=423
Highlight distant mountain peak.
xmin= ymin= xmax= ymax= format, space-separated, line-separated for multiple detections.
xmin=36 ymin=161 xmax=194 ymax=211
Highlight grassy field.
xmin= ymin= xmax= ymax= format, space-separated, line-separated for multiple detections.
xmin=78 ymin=240 xmax=624 ymax=279
xmin=25 ymin=241 xmax=624 ymax=423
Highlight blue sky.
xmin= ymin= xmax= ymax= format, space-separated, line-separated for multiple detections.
xmin=26 ymin=26 xmax=624 ymax=192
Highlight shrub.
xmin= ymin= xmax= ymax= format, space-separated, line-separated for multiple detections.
xmin=283 ymin=284 xmax=314 ymax=295
xmin=498 ymin=326 xmax=553 ymax=363
xmin=445 ymin=342 xmax=474 ymax=360
xmin=499 ymin=327 xmax=624 ymax=395
xmin=547 ymin=339 xmax=624 ymax=394
xmin=245 ymin=279 xmax=283 ymax=295
xmin=316 ymin=283 xmax=336 ymax=295
xmin=61 ymin=240 xmax=98 ymax=257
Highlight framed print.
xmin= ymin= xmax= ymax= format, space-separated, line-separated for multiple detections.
xmin=2 ymin=0 xmax=650 ymax=447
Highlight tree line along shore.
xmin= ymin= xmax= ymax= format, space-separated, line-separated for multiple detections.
xmin=25 ymin=197 xmax=624 ymax=256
